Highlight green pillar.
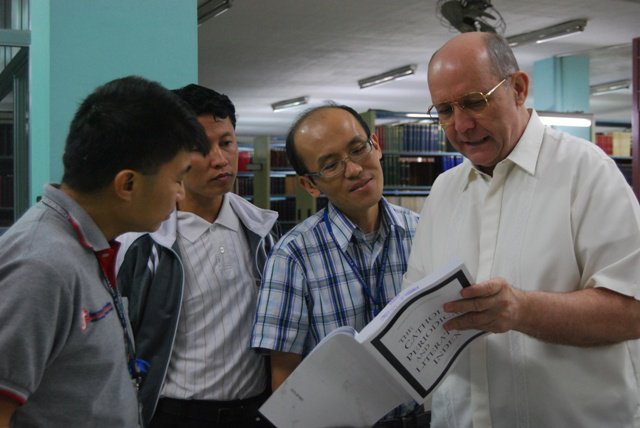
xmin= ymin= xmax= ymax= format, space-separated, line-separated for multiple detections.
xmin=533 ymin=55 xmax=591 ymax=141
xmin=30 ymin=0 xmax=198 ymax=203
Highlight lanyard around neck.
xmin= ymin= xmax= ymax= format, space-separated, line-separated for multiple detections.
xmin=323 ymin=208 xmax=392 ymax=319
xmin=41 ymin=196 xmax=147 ymax=387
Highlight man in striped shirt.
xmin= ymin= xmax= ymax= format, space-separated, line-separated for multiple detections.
xmin=251 ymin=105 xmax=429 ymax=426
xmin=117 ymin=85 xmax=278 ymax=428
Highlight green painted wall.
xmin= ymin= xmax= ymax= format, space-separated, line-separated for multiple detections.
xmin=532 ymin=55 xmax=591 ymax=141
xmin=30 ymin=0 xmax=197 ymax=202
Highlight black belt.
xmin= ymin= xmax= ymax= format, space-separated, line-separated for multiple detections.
xmin=156 ymin=391 xmax=269 ymax=423
xmin=374 ymin=409 xmax=431 ymax=428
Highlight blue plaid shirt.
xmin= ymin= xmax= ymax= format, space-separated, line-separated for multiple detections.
xmin=251 ymin=198 xmax=419 ymax=356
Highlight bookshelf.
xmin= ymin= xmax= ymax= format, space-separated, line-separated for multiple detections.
xmin=235 ymin=136 xmax=316 ymax=233
xmin=594 ymin=121 xmax=633 ymax=186
xmin=236 ymin=107 xmax=638 ymax=228
xmin=361 ymin=109 xmax=459 ymax=214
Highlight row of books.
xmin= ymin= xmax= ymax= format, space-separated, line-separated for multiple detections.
xmin=375 ymin=123 xmax=446 ymax=153
xmin=235 ymin=175 xmax=254 ymax=196
xmin=236 ymin=175 xmax=298 ymax=197
xmin=270 ymin=148 xmax=290 ymax=169
xmin=383 ymin=155 xmax=464 ymax=187
xmin=595 ymin=131 xmax=632 ymax=157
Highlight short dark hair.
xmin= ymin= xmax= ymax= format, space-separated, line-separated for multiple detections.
xmin=62 ymin=76 xmax=208 ymax=193
xmin=484 ymin=33 xmax=520 ymax=79
xmin=172 ymin=84 xmax=237 ymax=129
xmin=285 ymin=104 xmax=371 ymax=176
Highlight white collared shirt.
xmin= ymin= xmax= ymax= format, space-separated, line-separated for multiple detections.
xmin=161 ymin=195 xmax=266 ymax=400
xmin=405 ymin=110 xmax=640 ymax=427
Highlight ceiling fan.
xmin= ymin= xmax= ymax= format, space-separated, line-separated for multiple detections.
xmin=437 ymin=0 xmax=506 ymax=34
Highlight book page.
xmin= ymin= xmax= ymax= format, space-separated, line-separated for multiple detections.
xmin=357 ymin=260 xmax=486 ymax=402
xmin=259 ymin=326 xmax=412 ymax=428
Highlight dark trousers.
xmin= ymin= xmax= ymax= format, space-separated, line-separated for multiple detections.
xmin=149 ymin=391 xmax=274 ymax=428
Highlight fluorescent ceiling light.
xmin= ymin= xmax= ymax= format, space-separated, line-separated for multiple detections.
xmin=405 ymin=113 xmax=430 ymax=118
xmin=590 ymin=79 xmax=631 ymax=95
xmin=271 ymin=96 xmax=309 ymax=112
xmin=358 ymin=64 xmax=417 ymax=89
xmin=538 ymin=111 xmax=592 ymax=128
xmin=198 ymin=0 xmax=232 ymax=25
xmin=507 ymin=19 xmax=587 ymax=47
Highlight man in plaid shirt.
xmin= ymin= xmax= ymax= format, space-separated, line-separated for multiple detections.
xmin=251 ymin=104 xmax=430 ymax=426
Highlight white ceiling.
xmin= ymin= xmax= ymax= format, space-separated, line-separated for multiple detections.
xmin=197 ymin=0 xmax=640 ymax=138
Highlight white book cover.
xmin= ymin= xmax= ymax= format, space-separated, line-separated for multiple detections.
xmin=259 ymin=260 xmax=485 ymax=428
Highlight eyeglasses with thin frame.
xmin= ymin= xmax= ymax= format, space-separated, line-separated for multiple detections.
xmin=427 ymin=77 xmax=508 ymax=125
xmin=304 ymin=138 xmax=374 ymax=179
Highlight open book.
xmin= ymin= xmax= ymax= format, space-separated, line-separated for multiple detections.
xmin=259 ymin=260 xmax=486 ymax=428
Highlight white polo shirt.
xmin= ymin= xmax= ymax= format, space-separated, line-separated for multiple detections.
xmin=161 ymin=195 xmax=266 ymax=400
xmin=404 ymin=110 xmax=640 ymax=427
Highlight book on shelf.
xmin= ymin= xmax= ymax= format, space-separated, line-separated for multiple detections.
xmin=596 ymin=131 xmax=632 ymax=157
xmin=375 ymin=123 xmax=444 ymax=153
xmin=270 ymin=147 xmax=290 ymax=169
xmin=612 ymin=131 xmax=631 ymax=157
xmin=238 ymin=150 xmax=252 ymax=172
xmin=259 ymin=260 xmax=485 ymax=428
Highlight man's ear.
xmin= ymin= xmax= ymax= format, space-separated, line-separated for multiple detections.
xmin=511 ymin=71 xmax=529 ymax=106
xmin=113 ymin=170 xmax=137 ymax=201
xmin=298 ymin=175 xmax=321 ymax=198
xmin=370 ymin=132 xmax=383 ymax=160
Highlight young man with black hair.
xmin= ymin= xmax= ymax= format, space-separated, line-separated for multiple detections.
xmin=117 ymin=84 xmax=278 ymax=428
xmin=0 ymin=75 xmax=208 ymax=428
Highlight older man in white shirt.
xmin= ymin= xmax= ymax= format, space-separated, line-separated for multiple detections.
xmin=404 ymin=31 xmax=640 ymax=427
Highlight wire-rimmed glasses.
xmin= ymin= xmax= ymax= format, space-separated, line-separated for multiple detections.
xmin=304 ymin=138 xmax=374 ymax=179
xmin=427 ymin=77 xmax=508 ymax=126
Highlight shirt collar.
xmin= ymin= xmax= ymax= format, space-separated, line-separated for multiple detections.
xmin=42 ymin=184 xmax=111 ymax=252
xmin=177 ymin=194 xmax=240 ymax=242
xmin=325 ymin=198 xmax=400 ymax=252
xmin=462 ymin=109 xmax=544 ymax=190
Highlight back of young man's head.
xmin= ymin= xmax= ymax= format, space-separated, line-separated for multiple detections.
xmin=62 ymin=75 xmax=208 ymax=193
xmin=172 ymin=84 xmax=237 ymax=129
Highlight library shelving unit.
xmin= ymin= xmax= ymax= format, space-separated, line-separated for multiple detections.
xmin=594 ymin=120 xmax=633 ymax=185
xmin=235 ymin=136 xmax=317 ymax=234
xmin=361 ymin=109 xmax=461 ymax=213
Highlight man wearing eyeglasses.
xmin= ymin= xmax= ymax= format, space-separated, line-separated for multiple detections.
xmin=251 ymin=105 xmax=429 ymax=426
xmin=404 ymin=32 xmax=640 ymax=427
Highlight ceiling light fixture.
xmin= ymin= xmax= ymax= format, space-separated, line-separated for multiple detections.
xmin=538 ymin=111 xmax=592 ymax=128
xmin=198 ymin=0 xmax=232 ymax=25
xmin=590 ymin=79 xmax=632 ymax=95
xmin=271 ymin=96 xmax=309 ymax=112
xmin=506 ymin=19 xmax=587 ymax=48
xmin=358 ymin=64 xmax=417 ymax=89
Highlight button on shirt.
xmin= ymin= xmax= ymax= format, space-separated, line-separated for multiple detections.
xmin=404 ymin=110 xmax=640 ymax=427
xmin=161 ymin=196 xmax=266 ymax=400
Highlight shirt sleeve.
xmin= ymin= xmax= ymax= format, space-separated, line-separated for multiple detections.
xmin=0 ymin=258 xmax=72 ymax=404
xmin=251 ymin=242 xmax=309 ymax=355
xmin=571 ymin=146 xmax=640 ymax=298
